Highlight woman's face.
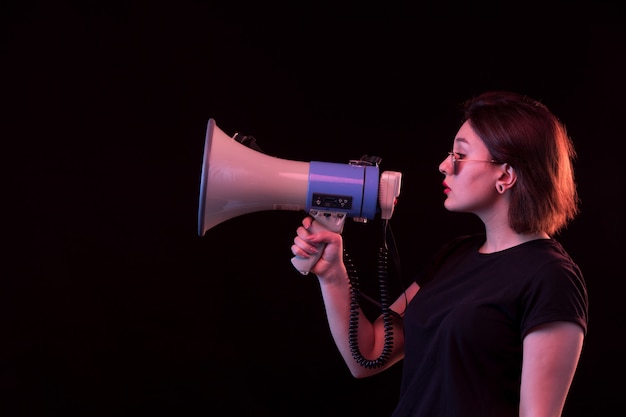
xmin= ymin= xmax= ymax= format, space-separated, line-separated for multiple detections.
xmin=438 ymin=120 xmax=502 ymax=214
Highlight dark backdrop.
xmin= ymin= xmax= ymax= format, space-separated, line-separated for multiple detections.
xmin=4 ymin=2 xmax=625 ymax=416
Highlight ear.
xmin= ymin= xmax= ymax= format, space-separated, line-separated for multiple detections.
xmin=495 ymin=164 xmax=516 ymax=194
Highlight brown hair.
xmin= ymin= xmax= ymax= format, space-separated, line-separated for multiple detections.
xmin=463 ymin=91 xmax=579 ymax=236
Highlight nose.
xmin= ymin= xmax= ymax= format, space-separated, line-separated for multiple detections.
xmin=439 ymin=156 xmax=451 ymax=175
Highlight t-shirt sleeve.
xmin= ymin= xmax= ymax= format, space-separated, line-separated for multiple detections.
xmin=520 ymin=258 xmax=589 ymax=337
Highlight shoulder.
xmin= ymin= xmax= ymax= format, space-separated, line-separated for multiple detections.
xmin=512 ymin=239 xmax=583 ymax=278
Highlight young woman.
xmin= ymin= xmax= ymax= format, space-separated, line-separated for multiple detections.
xmin=291 ymin=91 xmax=589 ymax=417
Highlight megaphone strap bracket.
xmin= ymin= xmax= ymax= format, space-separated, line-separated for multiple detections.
xmin=349 ymin=155 xmax=382 ymax=167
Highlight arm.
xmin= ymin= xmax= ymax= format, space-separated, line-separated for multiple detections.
xmin=292 ymin=217 xmax=419 ymax=378
xmin=520 ymin=321 xmax=585 ymax=417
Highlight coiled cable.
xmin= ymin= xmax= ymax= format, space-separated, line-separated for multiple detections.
xmin=345 ymin=246 xmax=395 ymax=368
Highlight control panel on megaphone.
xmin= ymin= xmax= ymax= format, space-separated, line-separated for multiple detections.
xmin=197 ymin=118 xmax=402 ymax=274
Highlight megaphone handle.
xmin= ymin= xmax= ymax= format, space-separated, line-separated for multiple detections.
xmin=291 ymin=214 xmax=345 ymax=275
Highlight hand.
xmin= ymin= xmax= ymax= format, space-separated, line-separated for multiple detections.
xmin=291 ymin=216 xmax=345 ymax=278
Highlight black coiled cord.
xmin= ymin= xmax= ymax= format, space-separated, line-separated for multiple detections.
xmin=345 ymin=246 xmax=395 ymax=369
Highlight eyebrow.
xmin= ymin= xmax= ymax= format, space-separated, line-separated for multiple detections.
xmin=454 ymin=137 xmax=469 ymax=146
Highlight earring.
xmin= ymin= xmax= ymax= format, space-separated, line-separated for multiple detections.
xmin=497 ymin=184 xmax=504 ymax=193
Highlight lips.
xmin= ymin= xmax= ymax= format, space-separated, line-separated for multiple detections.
xmin=442 ymin=181 xmax=450 ymax=194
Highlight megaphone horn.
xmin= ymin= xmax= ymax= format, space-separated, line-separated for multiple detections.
xmin=198 ymin=118 xmax=310 ymax=236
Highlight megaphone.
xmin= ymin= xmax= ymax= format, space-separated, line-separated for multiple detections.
xmin=198 ymin=118 xmax=402 ymax=274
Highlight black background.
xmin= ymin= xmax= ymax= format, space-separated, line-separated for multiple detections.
xmin=3 ymin=1 xmax=625 ymax=416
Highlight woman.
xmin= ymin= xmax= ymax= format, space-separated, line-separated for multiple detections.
xmin=291 ymin=91 xmax=588 ymax=417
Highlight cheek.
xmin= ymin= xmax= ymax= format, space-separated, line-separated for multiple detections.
xmin=447 ymin=175 xmax=497 ymax=207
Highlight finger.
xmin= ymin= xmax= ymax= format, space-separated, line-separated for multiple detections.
xmin=293 ymin=236 xmax=319 ymax=255
xmin=291 ymin=244 xmax=311 ymax=258
xmin=296 ymin=225 xmax=318 ymax=244
xmin=302 ymin=216 xmax=313 ymax=229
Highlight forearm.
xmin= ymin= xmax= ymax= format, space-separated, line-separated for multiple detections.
xmin=317 ymin=267 xmax=400 ymax=378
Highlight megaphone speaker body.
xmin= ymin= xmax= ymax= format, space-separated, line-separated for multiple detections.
xmin=198 ymin=119 xmax=382 ymax=236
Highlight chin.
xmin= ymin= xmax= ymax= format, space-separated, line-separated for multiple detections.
xmin=444 ymin=201 xmax=467 ymax=214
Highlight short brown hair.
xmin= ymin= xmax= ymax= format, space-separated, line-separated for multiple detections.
xmin=463 ymin=91 xmax=579 ymax=236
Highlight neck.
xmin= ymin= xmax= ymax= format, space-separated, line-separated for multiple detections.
xmin=480 ymin=224 xmax=549 ymax=254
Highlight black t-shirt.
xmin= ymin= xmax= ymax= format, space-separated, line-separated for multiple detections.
xmin=392 ymin=234 xmax=588 ymax=417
